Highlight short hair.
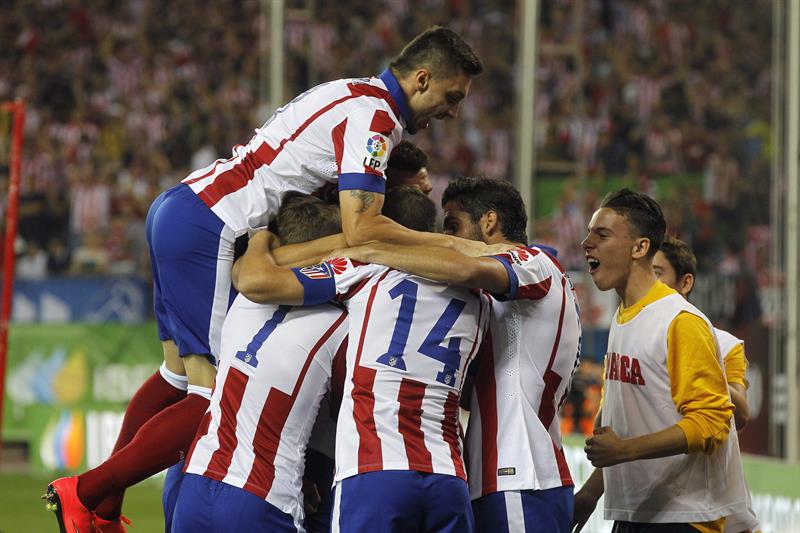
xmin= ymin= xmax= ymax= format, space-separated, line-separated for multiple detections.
xmin=382 ymin=186 xmax=437 ymax=233
xmin=599 ymin=188 xmax=666 ymax=258
xmin=387 ymin=140 xmax=428 ymax=176
xmin=276 ymin=192 xmax=341 ymax=245
xmin=659 ymin=236 xmax=697 ymax=279
xmin=441 ymin=176 xmax=528 ymax=244
xmin=389 ymin=26 xmax=483 ymax=79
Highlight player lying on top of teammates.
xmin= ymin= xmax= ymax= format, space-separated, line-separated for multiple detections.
xmin=329 ymin=176 xmax=582 ymax=533
xmin=652 ymin=236 xmax=759 ymax=533
xmin=234 ymin=186 xmax=492 ymax=533
xmin=46 ymin=27 xmax=493 ymax=533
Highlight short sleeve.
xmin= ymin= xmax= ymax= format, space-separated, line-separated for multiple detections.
xmin=335 ymin=107 xmax=401 ymax=194
xmin=488 ymin=247 xmax=555 ymax=301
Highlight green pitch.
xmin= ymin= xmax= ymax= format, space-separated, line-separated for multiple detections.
xmin=0 ymin=473 xmax=165 ymax=533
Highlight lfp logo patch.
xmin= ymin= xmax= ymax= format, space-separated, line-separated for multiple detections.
xmin=366 ymin=135 xmax=387 ymax=158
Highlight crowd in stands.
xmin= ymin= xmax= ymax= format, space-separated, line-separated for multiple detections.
xmin=0 ymin=0 xmax=775 ymax=437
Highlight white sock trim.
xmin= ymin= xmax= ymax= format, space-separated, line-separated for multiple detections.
xmin=187 ymin=385 xmax=212 ymax=401
xmin=159 ymin=362 xmax=189 ymax=392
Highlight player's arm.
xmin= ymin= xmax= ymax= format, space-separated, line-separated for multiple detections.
xmin=724 ymin=343 xmax=751 ymax=429
xmin=271 ymin=233 xmax=348 ymax=268
xmin=585 ymin=313 xmax=734 ymax=467
xmin=339 ymin=189 xmax=495 ymax=256
xmin=232 ymin=231 xmax=306 ymax=304
xmin=338 ymin=242 xmax=511 ymax=293
xmin=729 ymin=383 xmax=750 ymax=429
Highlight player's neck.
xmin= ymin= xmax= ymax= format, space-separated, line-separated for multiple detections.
xmin=484 ymin=233 xmax=521 ymax=247
xmin=616 ymin=263 xmax=659 ymax=308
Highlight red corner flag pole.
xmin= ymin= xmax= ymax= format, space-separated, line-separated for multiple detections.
xmin=0 ymin=99 xmax=25 ymax=449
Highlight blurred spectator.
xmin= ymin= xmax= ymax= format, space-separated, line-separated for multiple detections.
xmin=16 ymin=240 xmax=47 ymax=280
xmin=46 ymin=237 xmax=71 ymax=275
xmin=69 ymin=230 xmax=109 ymax=275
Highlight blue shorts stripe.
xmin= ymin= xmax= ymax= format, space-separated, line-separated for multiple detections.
xmin=472 ymin=487 xmax=574 ymax=533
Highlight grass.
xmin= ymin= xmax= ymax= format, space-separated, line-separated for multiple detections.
xmin=0 ymin=473 xmax=165 ymax=533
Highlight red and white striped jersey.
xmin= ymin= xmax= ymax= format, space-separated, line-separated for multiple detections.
xmin=181 ymin=70 xmax=409 ymax=234
xmin=184 ymin=295 xmax=348 ymax=528
xmin=293 ymin=258 xmax=491 ymax=483
xmin=466 ymin=247 xmax=582 ymax=499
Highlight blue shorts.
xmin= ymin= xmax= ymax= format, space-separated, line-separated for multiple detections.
xmin=471 ymin=487 xmax=574 ymax=533
xmin=162 ymin=461 xmax=184 ymax=533
xmin=171 ymin=473 xmax=298 ymax=532
xmin=146 ymin=184 xmax=237 ymax=363
xmin=332 ymin=471 xmax=474 ymax=533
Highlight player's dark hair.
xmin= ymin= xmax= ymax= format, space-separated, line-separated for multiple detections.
xmin=390 ymin=26 xmax=483 ymax=79
xmin=276 ymin=192 xmax=341 ymax=245
xmin=660 ymin=236 xmax=697 ymax=279
xmin=382 ymin=186 xmax=437 ymax=233
xmin=441 ymin=176 xmax=528 ymax=244
xmin=599 ymin=188 xmax=666 ymax=258
xmin=387 ymin=140 xmax=428 ymax=176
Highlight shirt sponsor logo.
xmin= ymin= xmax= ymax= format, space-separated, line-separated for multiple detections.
xmin=498 ymin=249 xmax=532 ymax=266
xmin=497 ymin=467 xmax=516 ymax=476
xmin=605 ymin=352 xmax=646 ymax=386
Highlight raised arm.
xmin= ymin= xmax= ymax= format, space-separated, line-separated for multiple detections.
xmin=338 ymin=242 xmax=511 ymax=294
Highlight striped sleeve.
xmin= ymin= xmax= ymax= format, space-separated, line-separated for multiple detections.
xmin=488 ymin=248 xmax=553 ymax=301
xmin=666 ymin=312 xmax=735 ymax=454
xmin=336 ymin=107 xmax=399 ymax=194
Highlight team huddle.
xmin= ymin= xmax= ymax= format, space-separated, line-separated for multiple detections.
xmin=44 ymin=25 xmax=757 ymax=533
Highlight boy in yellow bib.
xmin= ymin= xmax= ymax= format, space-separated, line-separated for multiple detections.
xmin=572 ymin=189 xmax=748 ymax=533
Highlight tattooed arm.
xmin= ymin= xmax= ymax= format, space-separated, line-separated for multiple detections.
xmin=339 ymin=188 xmax=489 ymax=253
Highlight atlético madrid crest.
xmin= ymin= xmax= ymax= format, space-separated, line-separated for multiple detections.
xmin=299 ymin=258 xmax=349 ymax=279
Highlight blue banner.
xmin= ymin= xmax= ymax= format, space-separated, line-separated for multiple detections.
xmin=12 ymin=277 xmax=152 ymax=323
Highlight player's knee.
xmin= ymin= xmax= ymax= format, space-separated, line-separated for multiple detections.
xmin=183 ymin=354 xmax=217 ymax=388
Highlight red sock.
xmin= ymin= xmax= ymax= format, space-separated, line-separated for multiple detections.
xmin=77 ymin=393 xmax=209 ymax=511
xmin=94 ymin=370 xmax=186 ymax=519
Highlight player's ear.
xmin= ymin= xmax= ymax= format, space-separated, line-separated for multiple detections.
xmin=482 ymin=210 xmax=500 ymax=238
xmin=415 ymin=69 xmax=430 ymax=92
xmin=631 ymin=237 xmax=650 ymax=259
xmin=680 ymin=273 xmax=695 ymax=297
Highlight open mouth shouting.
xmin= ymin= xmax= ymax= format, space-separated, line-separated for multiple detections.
xmin=587 ymin=256 xmax=600 ymax=274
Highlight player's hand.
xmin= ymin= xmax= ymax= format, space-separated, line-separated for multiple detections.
xmin=302 ymin=477 xmax=321 ymax=514
xmin=450 ymin=237 xmax=516 ymax=257
xmin=324 ymin=244 xmax=374 ymax=263
xmin=572 ymin=486 xmax=599 ymax=532
xmin=585 ymin=426 xmax=632 ymax=467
